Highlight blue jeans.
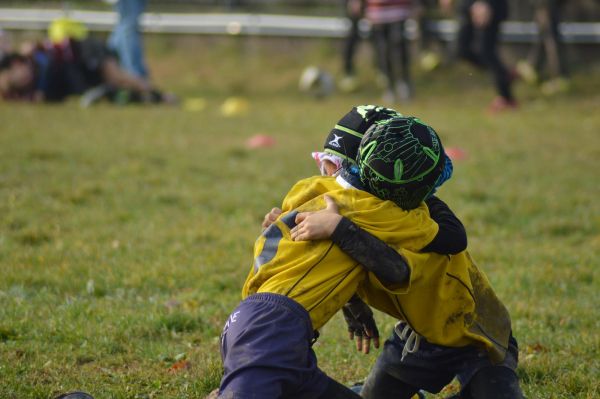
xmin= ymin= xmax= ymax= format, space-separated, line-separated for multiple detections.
xmin=108 ymin=0 xmax=148 ymax=78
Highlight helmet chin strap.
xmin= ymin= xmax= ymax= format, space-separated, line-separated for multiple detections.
xmin=336 ymin=167 xmax=365 ymax=191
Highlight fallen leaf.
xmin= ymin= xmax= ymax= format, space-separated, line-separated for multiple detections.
xmin=526 ymin=343 xmax=549 ymax=353
xmin=168 ymin=360 xmax=191 ymax=373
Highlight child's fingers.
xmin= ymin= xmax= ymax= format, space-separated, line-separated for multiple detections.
xmin=261 ymin=208 xmax=282 ymax=229
xmin=362 ymin=336 xmax=371 ymax=354
xmin=290 ymin=225 xmax=300 ymax=240
xmin=295 ymin=211 xmax=311 ymax=225
xmin=290 ymin=223 xmax=307 ymax=241
xmin=365 ymin=328 xmax=380 ymax=348
xmin=262 ymin=214 xmax=275 ymax=229
xmin=323 ymin=195 xmax=339 ymax=213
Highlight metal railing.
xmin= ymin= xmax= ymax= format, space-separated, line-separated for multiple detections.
xmin=1 ymin=8 xmax=599 ymax=43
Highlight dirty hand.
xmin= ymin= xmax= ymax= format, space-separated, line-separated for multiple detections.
xmin=290 ymin=195 xmax=342 ymax=241
xmin=342 ymin=295 xmax=380 ymax=354
xmin=262 ymin=207 xmax=282 ymax=230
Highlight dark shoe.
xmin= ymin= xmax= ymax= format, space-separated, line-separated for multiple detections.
xmin=349 ymin=383 xmax=426 ymax=398
xmin=54 ymin=392 xmax=94 ymax=399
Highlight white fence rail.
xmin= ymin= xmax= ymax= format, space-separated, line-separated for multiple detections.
xmin=1 ymin=8 xmax=599 ymax=43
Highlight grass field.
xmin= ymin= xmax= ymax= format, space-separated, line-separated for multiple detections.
xmin=1 ymin=34 xmax=599 ymax=398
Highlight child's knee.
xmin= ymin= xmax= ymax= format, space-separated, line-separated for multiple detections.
xmin=464 ymin=366 xmax=523 ymax=399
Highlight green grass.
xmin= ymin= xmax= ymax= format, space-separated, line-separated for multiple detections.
xmin=1 ymin=34 xmax=599 ymax=398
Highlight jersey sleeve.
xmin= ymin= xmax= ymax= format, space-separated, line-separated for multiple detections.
xmin=422 ymin=196 xmax=467 ymax=254
xmin=342 ymin=196 xmax=440 ymax=253
xmin=331 ymin=217 xmax=410 ymax=285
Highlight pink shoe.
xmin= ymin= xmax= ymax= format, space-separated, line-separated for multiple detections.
xmin=488 ymin=96 xmax=518 ymax=114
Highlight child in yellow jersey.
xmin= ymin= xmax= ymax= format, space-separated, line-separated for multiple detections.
xmin=292 ymin=116 xmax=524 ymax=398
xmin=263 ymin=105 xmax=465 ymax=354
xmin=218 ymin=115 xmax=452 ymax=399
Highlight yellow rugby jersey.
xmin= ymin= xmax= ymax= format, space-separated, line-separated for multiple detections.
xmin=242 ymin=175 xmax=439 ymax=331
xmin=358 ymin=251 xmax=512 ymax=363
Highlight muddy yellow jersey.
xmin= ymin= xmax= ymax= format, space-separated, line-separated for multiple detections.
xmin=359 ymin=250 xmax=512 ymax=363
xmin=242 ymin=175 xmax=439 ymax=330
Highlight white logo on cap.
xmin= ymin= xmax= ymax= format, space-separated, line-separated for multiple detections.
xmin=329 ymin=134 xmax=343 ymax=148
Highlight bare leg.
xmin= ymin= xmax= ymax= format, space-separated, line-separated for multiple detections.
xmin=101 ymin=59 xmax=150 ymax=94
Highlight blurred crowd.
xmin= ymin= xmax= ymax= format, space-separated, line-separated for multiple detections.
xmin=0 ymin=0 xmax=575 ymax=111
xmin=338 ymin=0 xmax=570 ymax=112
xmin=0 ymin=0 xmax=174 ymax=106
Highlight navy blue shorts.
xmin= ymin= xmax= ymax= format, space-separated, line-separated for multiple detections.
xmin=361 ymin=326 xmax=519 ymax=396
xmin=219 ymin=293 xmax=330 ymax=399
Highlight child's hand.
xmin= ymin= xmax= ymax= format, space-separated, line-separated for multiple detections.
xmin=342 ymin=296 xmax=380 ymax=354
xmin=290 ymin=196 xmax=342 ymax=241
xmin=262 ymin=207 xmax=282 ymax=230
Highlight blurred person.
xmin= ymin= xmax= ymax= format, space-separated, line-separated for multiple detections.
xmin=0 ymin=27 xmax=11 ymax=59
xmin=47 ymin=17 xmax=89 ymax=44
xmin=441 ymin=0 xmax=517 ymax=112
xmin=516 ymin=0 xmax=570 ymax=95
xmin=416 ymin=0 xmax=443 ymax=72
xmin=339 ymin=0 xmax=365 ymax=93
xmin=107 ymin=0 xmax=149 ymax=80
xmin=365 ymin=0 xmax=417 ymax=103
xmin=0 ymin=37 xmax=169 ymax=104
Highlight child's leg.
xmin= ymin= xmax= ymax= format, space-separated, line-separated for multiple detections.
xmin=527 ymin=8 xmax=546 ymax=74
xmin=316 ymin=377 xmax=363 ymax=399
xmin=462 ymin=366 xmax=523 ymax=399
xmin=372 ymin=24 xmax=394 ymax=90
xmin=361 ymin=357 xmax=421 ymax=399
xmin=109 ymin=0 xmax=148 ymax=79
xmin=479 ymin=18 xmax=513 ymax=101
xmin=360 ymin=329 xmax=456 ymax=399
xmin=219 ymin=293 xmax=330 ymax=398
xmin=457 ymin=334 xmax=523 ymax=399
xmin=455 ymin=13 xmax=483 ymax=68
xmin=393 ymin=19 xmax=413 ymax=101
xmin=101 ymin=58 xmax=150 ymax=94
xmin=396 ymin=20 xmax=411 ymax=85
xmin=343 ymin=15 xmax=361 ymax=76
xmin=541 ymin=1 xmax=568 ymax=79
